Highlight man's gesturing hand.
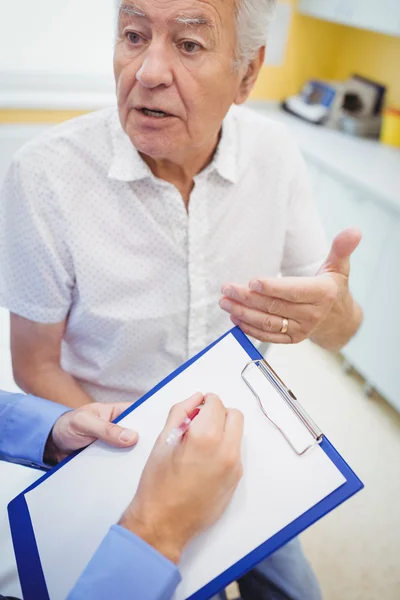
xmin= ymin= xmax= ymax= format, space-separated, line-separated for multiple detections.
xmin=44 ymin=402 xmax=138 ymax=464
xmin=219 ymin=228 xmax=362 ymax=350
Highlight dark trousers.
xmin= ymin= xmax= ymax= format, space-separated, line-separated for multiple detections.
xmin=213 ymin=539 xmax=322 ymax=600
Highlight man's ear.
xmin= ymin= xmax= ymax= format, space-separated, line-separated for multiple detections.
xmin=234 ymin=46 xmax=265 ymax=105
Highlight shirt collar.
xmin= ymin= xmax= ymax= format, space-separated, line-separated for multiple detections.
xmin=107 ymin=107 xmax=238 ymax=185
xmin=108 ymin=110 xmax=152 ymax=182
xmin=205 ymin=107 xmax=238 ymax=184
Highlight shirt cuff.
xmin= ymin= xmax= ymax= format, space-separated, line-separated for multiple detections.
xmin=0 ymin=391 xmax=71 ymax=469
xmin=67 ymin=525 xmax=181 ymax=600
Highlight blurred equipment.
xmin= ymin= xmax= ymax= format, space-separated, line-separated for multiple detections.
xmin=282 ymin=75 xmax=386 ymax=137
xmin=282 ymin=79 xmax=337 ymax=124
xmin=380 ymin=108 xmax=400 ymax=148
xmin=340 ymin=114 xmax=383 ymax=138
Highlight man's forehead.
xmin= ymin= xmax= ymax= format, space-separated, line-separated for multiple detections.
xmin=119 ymin=0 xmax=230 ymax=25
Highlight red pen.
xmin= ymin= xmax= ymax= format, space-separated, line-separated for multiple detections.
xmin=165 ymin=408 xmax=201 ymax=447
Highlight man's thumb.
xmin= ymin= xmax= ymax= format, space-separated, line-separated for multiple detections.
xmin=318 ymin=228 xmax=362 ymax=277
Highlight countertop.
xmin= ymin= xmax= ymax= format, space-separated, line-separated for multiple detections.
xmin=249 ymin=102 xmax=400 ymax=213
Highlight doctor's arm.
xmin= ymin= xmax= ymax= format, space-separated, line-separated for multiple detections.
xmin=68 ymin=393 xmax=244 ymax=600
xmin=0 ymin=392 xmax=137 ymax=467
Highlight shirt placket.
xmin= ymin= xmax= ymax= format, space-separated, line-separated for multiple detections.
xmin=187 ymin=176 xmax=209 ymax=357
xmin=165 ymin=186 xmax=188 ymax=251
xmin=162 ymin=183 xmax=190 ymax=360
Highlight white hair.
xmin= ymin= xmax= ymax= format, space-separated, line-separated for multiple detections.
xmin=235 ymin=0 xmax=277 ymax=67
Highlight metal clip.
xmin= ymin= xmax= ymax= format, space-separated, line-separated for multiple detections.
xmin=241 ymin=359 xmax=323 ymax=456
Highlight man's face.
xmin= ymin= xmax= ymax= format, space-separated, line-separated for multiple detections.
xmin=114 ymin=0 xmax=247 ymax=161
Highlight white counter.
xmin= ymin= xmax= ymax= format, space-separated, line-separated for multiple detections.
xmin=248 ymin=102 xmax=400 ymax=213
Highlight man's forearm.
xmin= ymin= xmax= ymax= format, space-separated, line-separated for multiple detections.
xmin=14 ymin=364 xmax=93 ymax=408
xmin=311 ymin=296 xmax=363 ymax=353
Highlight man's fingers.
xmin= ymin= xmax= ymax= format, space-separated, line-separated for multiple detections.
xmin=250 ymin=276 xmax=332 ymax=304
xmin=221 ymin=284 xmax=307 ymax=320
xmin=220 ymin=300 xmax=302 ymax=335
xmin=222 ymin=277 xmax=332 ymax=306
xmin=76 ymin=411 xmax=138 ymax=447
xmin=231 ymin=317 xmax=292 ymax=345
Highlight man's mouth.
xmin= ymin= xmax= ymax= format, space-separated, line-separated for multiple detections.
xmin=140 ymin=107 xmax=171 ymax=119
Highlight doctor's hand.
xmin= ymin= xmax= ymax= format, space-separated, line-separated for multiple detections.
xmin=119 ymin=392 xmax=244 ymax=565
xmin=219 ymin=228 xmax=362 ymax=351
xmin=44 ymin=402 xmax=138 ymax=465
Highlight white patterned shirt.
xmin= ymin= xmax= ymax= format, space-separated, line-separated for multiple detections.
xmin=0 ymin=106 xmax=327 ymax=403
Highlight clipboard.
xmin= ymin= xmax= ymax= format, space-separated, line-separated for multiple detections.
xmin=8 ymin=327 xmax=363 ymax=600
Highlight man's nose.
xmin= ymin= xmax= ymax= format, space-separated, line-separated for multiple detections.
xmin=136 ymin=42 xmax=173 ymax=89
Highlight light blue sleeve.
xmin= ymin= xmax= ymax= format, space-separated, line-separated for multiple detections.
xmin=68 ymin=524 xmax=182 ymax=600
xmin=0 ymin=390 xmax=70 ymax=468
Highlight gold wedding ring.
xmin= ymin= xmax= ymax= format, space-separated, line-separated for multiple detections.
xmin=280 ymin=318 xmax=289 ymax=334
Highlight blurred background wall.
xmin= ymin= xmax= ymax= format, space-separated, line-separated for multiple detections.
xmin=252 ymin=0 xmax=400 ymax=107
xmin=1 ymin=0 xmax=399 ymax=120
xmin=0 ymin=0 xmax=116 ymax=124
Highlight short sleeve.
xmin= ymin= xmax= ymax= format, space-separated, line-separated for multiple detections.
xmin=280 ymin=142 xmax=328 ymax=277
xmin=0 ymin=150 xmax=74 ymax=323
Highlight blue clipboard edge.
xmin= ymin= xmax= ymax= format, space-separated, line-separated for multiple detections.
xmin=7 ymin=327 xmax=364 ymax=600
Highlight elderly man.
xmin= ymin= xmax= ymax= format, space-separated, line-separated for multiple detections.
xmin=0 ymin=0 xmax=362 ymax=598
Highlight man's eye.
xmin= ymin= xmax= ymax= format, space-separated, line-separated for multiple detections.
xmin=126 ymin=32 xmax=142 ymax=45
xmin=181 ymin=41 xmax=202 ymax=54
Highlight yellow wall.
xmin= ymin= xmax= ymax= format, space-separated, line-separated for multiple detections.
xmin=1 ymin=0 xmax=399 ymax=123
xmin=251 ymin=1 xmax=341 ymax=101
xmin=333 ymin=27 xmax=400 ymax=109
xmin=0 ymin=109 xmax=88 ymax=124
xmin=251 ymin=0 xmax=400 ymax=109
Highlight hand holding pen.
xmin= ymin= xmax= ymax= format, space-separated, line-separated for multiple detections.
xmin=165 ymin=406 xmax=201 ymax=447
xmin=120 ymin=392 xmax=244 ymax=564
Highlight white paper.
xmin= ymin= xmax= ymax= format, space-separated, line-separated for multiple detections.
xmin=25 ymin=333 xmax=345 ymax=600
